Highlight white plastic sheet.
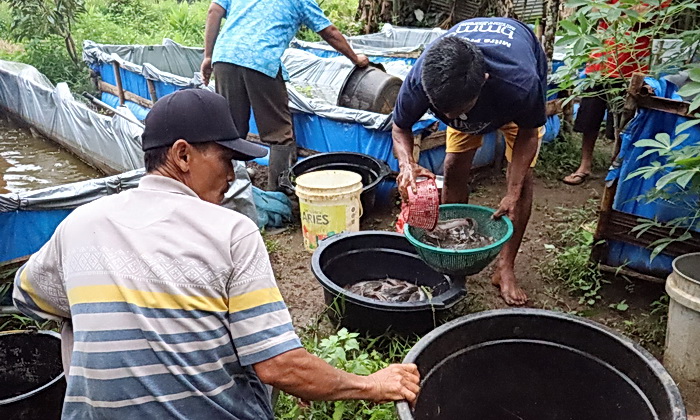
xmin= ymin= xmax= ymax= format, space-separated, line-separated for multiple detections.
xmin=0 ymin=60 xmax=258 ymax=222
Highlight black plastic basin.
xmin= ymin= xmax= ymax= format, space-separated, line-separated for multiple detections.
xmin=337 ymin=63 xmax=403 ymax=114
xmin=0 ymin=330 xmax=66 ymax=419
xmin=311 ymin=231 xmax=466 ymax=335
xmin=396 ymin=309 xmax=686 ymax=420
xmin=280 ymin=152 xmax=391 ymax=215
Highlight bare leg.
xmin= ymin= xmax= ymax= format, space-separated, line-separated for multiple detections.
xmin=577 ymin=130 xmax=598 ymax=175
xmin=492 ymin=166 xmax=533 ymax=305
xmin=442 ymin=150 xmax=476 ymax=204
xmin=564 ymin=130 xmax=597 ymax=184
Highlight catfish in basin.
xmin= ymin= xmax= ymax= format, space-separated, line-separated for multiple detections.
xmin=422 ymin=217 xmax=495 ymax=250
xmin=345 ymin=278 xmax=432 ymax=303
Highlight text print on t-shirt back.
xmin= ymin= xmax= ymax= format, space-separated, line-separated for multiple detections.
xmin=451 ymin=21 xmax=516 ymax=48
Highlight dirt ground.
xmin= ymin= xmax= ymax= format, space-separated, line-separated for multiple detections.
xmin=251 ymin=162 xmax=699 ymax=413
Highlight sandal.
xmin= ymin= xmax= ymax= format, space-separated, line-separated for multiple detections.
xmin=563 ymin=172 xmax=591 ymax=185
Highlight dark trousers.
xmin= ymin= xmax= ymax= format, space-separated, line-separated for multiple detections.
xmin=213 ymin=62 xmax=294 ymax=146
xmin=573 ymin=83 xmax=625 ymax=140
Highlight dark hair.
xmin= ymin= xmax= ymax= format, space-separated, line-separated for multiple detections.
xmin=144 ymin=142 xmax=215 ymax=172
xmin=421 ymin=36 xmax=486 ymax=114
xmin=144 ymin=145 xmax=170 ymax=172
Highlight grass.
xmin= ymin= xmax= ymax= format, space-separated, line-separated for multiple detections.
xmin=0 ymin=313 xmax=59 ymax=332
xmin=616 ymin=294 xmax=669 ymax=356
xmin=536 ymin=132 xmax=612 ymax=181
xmin=0 ymin=0 xmax=362 ymax=90
xmin=539 ymin=200 xmax=608 ymax=307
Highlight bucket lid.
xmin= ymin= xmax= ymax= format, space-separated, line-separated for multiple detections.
xmin=296 ymin=170 xmax=363 ymax=192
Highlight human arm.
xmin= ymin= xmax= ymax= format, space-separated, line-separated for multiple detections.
xmin=254 ymin=348 xmax=420 ymax=403
xmin=393 ymin=123 xmax=435 ymax=200
xmin=493 ymin=126 xmax=539 ymax=219
xmin=317 ymin=25 xmax=369 ymax=67
xmin=228 ymin=226 xmax=419 ymax=403
xmin=201 ymin=2 xmax=226 ymax=86
xmin=392 ymin=68 xmax=436 ymax=200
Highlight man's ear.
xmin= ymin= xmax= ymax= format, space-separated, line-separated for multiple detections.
xmin=171 ymin=139 xmax=191 ymax=172
xmin=484 ymin=73 xmax=490 ymax=82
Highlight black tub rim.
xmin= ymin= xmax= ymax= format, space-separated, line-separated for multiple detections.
xmin=280 ymin=152 xmax=392 ymax=196
xmin=0 ymin=329 xmax=64 ymax=406
xmin=395 ymin=308 xmax=686 ymax=419
xmin=311 ymin=231 xmax=465 ymax=311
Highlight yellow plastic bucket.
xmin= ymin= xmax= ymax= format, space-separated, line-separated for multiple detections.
xmin=295 ymin=170 xmax=363 ymax=252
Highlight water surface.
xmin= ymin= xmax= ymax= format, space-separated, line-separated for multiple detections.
xmin=0 ymin=117 xmax=102 ymax=194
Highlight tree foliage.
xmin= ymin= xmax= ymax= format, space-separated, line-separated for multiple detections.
xmin=8 ymin=0 xmax=85 ymax=64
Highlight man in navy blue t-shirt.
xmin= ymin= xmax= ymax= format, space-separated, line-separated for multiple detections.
xmin=392 ymin=17 xmax=547 ymax=305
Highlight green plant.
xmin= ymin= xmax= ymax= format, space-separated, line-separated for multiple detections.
xmin=0 ymin=313 xmax=59 ymax=332
xmin=541 ymin=203 xmax=608 ymax=306
xmin=625 ymin=117 xmax=700 ymax=260
xmin=265 ymin=238 xmax=281 ymax=254
xmin=297 ymin=0 xmax=362 ymax=42
xmin=7 ymin=0 xmax=85 ymax=64
xmin=620 ymin=295 xmax=669 ymax=354
xmin=275 ymin=328 xmax=415 ymax=419
xmin=536 ymin=132 xmax=611 ymax=180
xmin=554 ymin=0 xmax=700 ymax=130
xmin=677 ymin=67 xmax=700 ymax=113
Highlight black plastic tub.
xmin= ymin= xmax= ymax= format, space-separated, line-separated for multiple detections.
xmin=337 ymin=63 xmax=403 ymax=114
xmin=396 ymin=309 xmax=686 ymax=420
xmin=280 ymin=152 xmax=391 ymax=214
xmin=311 ymin=231 xmax=466 ymax=335
xmin=0 ymin=330 xmax=66 ymax=419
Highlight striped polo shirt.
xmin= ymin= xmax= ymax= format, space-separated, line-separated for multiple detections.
xmin=13 ymin=175 xmax=301 ymax=419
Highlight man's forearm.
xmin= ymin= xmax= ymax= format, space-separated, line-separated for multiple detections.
xmin=255 ymin=348 xmax=373 ymax=401
xmin=318 ymin=25 xmax=359 ymax=64
xmin=506 ymin=128 xmax=539 ymax=198
xmin=393 ymin=123 xmax=416 ymax=169
xmin=203 ymin=7 xmax=223 ymax=58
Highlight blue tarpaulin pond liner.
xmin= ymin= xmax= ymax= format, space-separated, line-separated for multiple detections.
xmin=84 ymin=39 xmax=504 ymax=207
xmin=0 ymin=170 xmax=143 ymax=263
xmin=603 ymin=77 xmax=700 ymax=277
xmin=0 ymin=56 xmax=263 ymax=265
xmin=291 ymin=25 xmax=562 ymax=144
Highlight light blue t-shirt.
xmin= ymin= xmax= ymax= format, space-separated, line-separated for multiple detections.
xmin=212 ymin=0 xmax=332 ymax=79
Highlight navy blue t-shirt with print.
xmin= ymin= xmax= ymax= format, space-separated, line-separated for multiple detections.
xmin=393 ymin=17 xmax=548 ymax=134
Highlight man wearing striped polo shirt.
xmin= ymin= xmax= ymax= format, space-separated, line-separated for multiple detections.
xmin=13 ymin=89 xmax=419 ymax=419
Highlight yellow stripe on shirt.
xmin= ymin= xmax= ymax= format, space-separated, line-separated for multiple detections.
xmin=228 ymin=287 xmax=283 ymax=313
xmin=19 ymin=267 xmax=56 ymax=315
xmin=68 ymin=285 xmax=228 ymax=312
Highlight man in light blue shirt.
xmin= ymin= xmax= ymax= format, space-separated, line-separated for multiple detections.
xmin=201 ymin=0 xmax=368 ymax=190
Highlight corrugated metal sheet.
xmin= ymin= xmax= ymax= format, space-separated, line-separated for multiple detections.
xmin=514 ymin=0 xmax=544 ymax=21
xmin=453 ymin=0 xmax=483 ymax=21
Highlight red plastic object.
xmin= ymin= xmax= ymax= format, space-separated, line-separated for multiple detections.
xmin=405 ymin=177 xmax=439 ymax=231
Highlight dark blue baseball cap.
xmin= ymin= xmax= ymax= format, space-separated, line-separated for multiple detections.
xmin=141 ymin=89 xmax=267 ymax=160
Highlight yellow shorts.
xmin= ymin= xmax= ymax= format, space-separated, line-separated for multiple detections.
xmin=445 ymin=122 xmax=546 ymax=168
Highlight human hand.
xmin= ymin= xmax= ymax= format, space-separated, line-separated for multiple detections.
xmin=397 ymin=162 xmax=435 ymax=201
xmin=200 ymin=57 xmax=213 ymax=86
xmin=354 ymin=54 xmax=370 ymax=67
xmin=365 ymin=363 xmax=420 ymax=404
xmin=493 ymin=194 xmax=518 ymax=220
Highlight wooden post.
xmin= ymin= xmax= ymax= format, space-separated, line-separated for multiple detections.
xmin=591 ymin=74 xmax=643 ymax=264
xmin=112 ymin=61 xmax=126 ymax=106
xmin=146 ymin=79 xmax=158 ymax=104
xmin=616 ymin=73 xmax=645 ymax=149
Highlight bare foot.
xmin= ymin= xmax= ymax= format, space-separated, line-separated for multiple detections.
xmin=492 ymin=266 xmax=528 ymax=305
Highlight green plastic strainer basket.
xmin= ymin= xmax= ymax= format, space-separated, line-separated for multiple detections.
xmin=404 ymin=204 xmax=514 ymax=276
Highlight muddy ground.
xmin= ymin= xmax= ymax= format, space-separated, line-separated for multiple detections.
xmin=249 ymin=162 xmax=698 ymax=412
